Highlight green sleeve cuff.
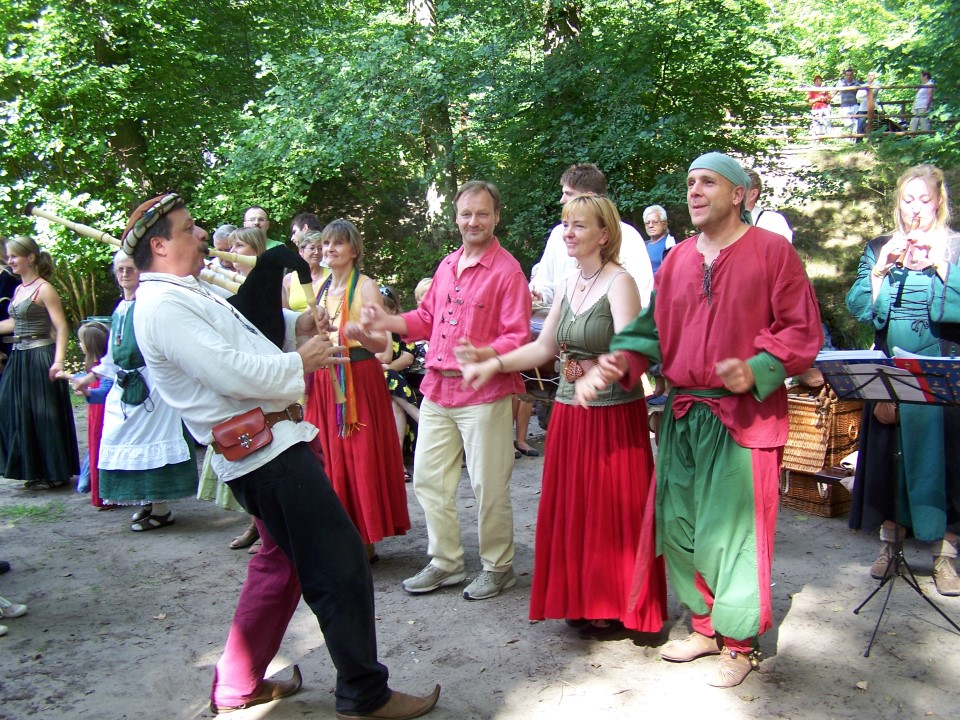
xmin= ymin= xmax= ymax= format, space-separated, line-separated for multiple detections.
xmin=609 ymin=290 xmax=661 ymax=363
xmin=747 ymin=351 xmax=787 ymax=401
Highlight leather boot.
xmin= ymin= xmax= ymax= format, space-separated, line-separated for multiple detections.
xmin=931 ymin=538 xmax=960 ymax=597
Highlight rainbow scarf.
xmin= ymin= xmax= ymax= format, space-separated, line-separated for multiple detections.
xmin=319 ymin=269 xmax=362 ymax=437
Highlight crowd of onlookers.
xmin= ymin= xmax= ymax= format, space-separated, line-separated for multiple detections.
xmin=805 ymin=68 xmax=935 ymax=138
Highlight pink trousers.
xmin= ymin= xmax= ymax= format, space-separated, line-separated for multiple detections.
xmin=210 ymin=517 xmax=301 ymax=707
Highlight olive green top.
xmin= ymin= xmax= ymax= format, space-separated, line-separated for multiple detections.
xmin=11 ymin=294 xmax=53 ymax=342
xmin=554 ymin=273 xmax=643 ymax=407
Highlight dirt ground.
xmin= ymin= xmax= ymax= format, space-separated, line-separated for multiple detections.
xmin=2 ymin=410 xmax=959 ymax=720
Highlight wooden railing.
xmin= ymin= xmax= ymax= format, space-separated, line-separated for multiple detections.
xmin=752 ymin=83 xmax=951 ymax=143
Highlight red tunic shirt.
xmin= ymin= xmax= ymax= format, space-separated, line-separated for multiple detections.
xmin=615 ymin=226 xmax=823 ymax=448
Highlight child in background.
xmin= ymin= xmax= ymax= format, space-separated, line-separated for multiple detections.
xmin=60 ymin=322 xmax=112 ymax=507
xmin=414 ymin=277 xmax=432 ymax=307
xmin=376 ymin=286 xmax=420 ymax=480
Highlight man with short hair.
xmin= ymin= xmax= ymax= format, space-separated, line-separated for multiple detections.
xmin=126 ymin=193 xmax=440 ymax=720
xmin=530 ymin=163 xmax=653 ymax=306
xmin=745 ymin=169 xmax=793 ymax=243
xmin=210 ymin=223 xmax=237 ymax=271
xmin=642 ymin=205 xmax=676 ymax=274
xmin=243 ymin=205 xmax=288 ymax=249
xmin=243 ymin=205 xmax=270 ymax=233
xmin=290 ymin=212 xmax=322 ymax=245
xmin=837 ymin=67 xmax=861 ymax=136
xmin=578 ymin=153 xmax=822 ymax=687
xmin=909 ymin=70 xmax=934 ymax=132
xmin=361 ymin=181 xmax=530 ymax=601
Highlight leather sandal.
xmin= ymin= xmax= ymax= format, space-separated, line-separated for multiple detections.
xmin=131 ymin=511 xmax=175 ymax=532
xmin=130 ymin=504 xmax=153 ymax=523
xmin=230 ymin=523 xmax=259 ymax=549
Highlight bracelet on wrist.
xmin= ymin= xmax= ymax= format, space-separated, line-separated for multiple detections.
xmin=495 ymin=356 xmax=505 ymax=372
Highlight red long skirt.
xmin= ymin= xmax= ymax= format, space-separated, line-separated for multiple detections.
xmin=304 ymin=357 xmax=410 ymax=544
xmin=87 ymin=380 xmax=108 ymax=508
xmin=529 ymin=398 xmax=667 ymax=632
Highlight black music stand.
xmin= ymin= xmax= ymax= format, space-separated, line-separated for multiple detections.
xmin=815 ymin=354 xmax=960 ymax=656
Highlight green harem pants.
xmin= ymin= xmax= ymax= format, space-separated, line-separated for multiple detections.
xmin=656 ymin=401 xmax=781 ymax=648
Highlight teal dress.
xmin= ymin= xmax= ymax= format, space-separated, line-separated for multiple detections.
xmin=846 ymin=231 xmax=960 ymax=541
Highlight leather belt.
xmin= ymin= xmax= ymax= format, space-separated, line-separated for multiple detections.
xmin=349 ymin=347 xmax=375 ymax=361
xmin=4 ymin=333 xmax=49 ymax=344
xmin=209 ymin=403 xmax=304 ymax=455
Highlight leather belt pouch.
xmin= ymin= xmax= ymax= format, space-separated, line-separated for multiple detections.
xmin=211 ymin=408 xmax=273 ymax=461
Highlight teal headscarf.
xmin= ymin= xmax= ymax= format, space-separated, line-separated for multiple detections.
xmin=688 ymin=152 xmax=753 ymax=225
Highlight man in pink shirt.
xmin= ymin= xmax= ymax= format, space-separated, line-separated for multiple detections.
xmin=362 ymin=180 xmax=531 ymax=601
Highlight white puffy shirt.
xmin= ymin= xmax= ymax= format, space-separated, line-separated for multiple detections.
xmin=133 ymin=273 xmax=318 ymax=481
xmin=530 ymin=220 xmax=653 ymax=306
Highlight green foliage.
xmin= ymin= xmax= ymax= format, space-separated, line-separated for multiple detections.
xmin=1 ymin=0 xmax=957 ymax=319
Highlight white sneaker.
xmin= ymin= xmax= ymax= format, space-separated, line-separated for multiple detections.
xmin=0 ymin=596 xmax=27 ymax=619
xmin=402 ymin=564 xmax=467 ymax=594
xmin=0 ymin=623 xmax=7 ymax=637
xmin=463 ymin=567 xmax=517 ymax=601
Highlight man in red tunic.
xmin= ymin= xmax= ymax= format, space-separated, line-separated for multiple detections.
xmin=578 ymin=152 xmax=822 ymax=687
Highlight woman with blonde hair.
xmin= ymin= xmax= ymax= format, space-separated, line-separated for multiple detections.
xmin=462 ymin=194 xmax=666 ymax=635
xmin=0 ymin=236 xmax=79 ymax=488
xmin=847 ymin=163 xmax=960 ymax=595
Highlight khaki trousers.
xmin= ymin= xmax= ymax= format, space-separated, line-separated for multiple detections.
xmin=413 ymin=396 xmax=515 ymax=573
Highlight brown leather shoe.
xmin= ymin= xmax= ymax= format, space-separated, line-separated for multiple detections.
xmin=933 ymin=555 xmax=960 ymax=596
xmin=336 ymin=685 xmax=441 ymax=720
xmin=660 ymin=631 xmax=723 ymax=662
xmin=210 ymin=665 xmax=303 ymax=714
xmin=706 ymin=650 xmax=754 ymax=688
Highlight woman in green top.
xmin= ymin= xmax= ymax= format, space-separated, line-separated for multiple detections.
xmin=0 ymin=236 xmax=79 ymax=488
xmin=462 ymin=194 xmax=667 ymax=635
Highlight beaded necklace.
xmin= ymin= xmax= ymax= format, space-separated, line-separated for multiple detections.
xmin=568 ymin=262 xmax=606 ymax=324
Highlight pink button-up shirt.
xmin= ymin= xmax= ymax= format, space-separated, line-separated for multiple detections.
xmin=402 ymin=238 xmax=531 ymax=408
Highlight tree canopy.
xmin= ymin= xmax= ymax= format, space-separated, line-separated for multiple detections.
xmin=2 ymin=0 xmax=957 ymax=316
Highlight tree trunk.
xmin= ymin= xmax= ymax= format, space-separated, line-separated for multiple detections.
xmin=94 ymin=35 xmax=150 ymax=195
xmin=410 ymin=0 xmax=457 ymax=246
xmin=543 ymin=0 xmax=581 ymax=53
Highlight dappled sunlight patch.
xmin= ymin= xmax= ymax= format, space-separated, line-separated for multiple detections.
xmin=804 ymin=262 xmax=842 ymax=280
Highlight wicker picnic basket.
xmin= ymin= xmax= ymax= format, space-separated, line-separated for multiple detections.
xmin=780 ymin=468 xmax=853 ymax=518
xmin=782 ymin=388 xmax=863 ymax=473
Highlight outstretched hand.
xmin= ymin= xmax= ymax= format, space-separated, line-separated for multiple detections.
xmin=453 ymin=337 xmax=481 ymax=365
xmin=461 ymin=358 xmax=499 ymax=391
xmin=359 ymin=304 xmax=387 ymax=332
xmin=342 ymin=321 xmax=368 ymax=341
xmin=573 ymin=352 xmax=628 ymax=406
